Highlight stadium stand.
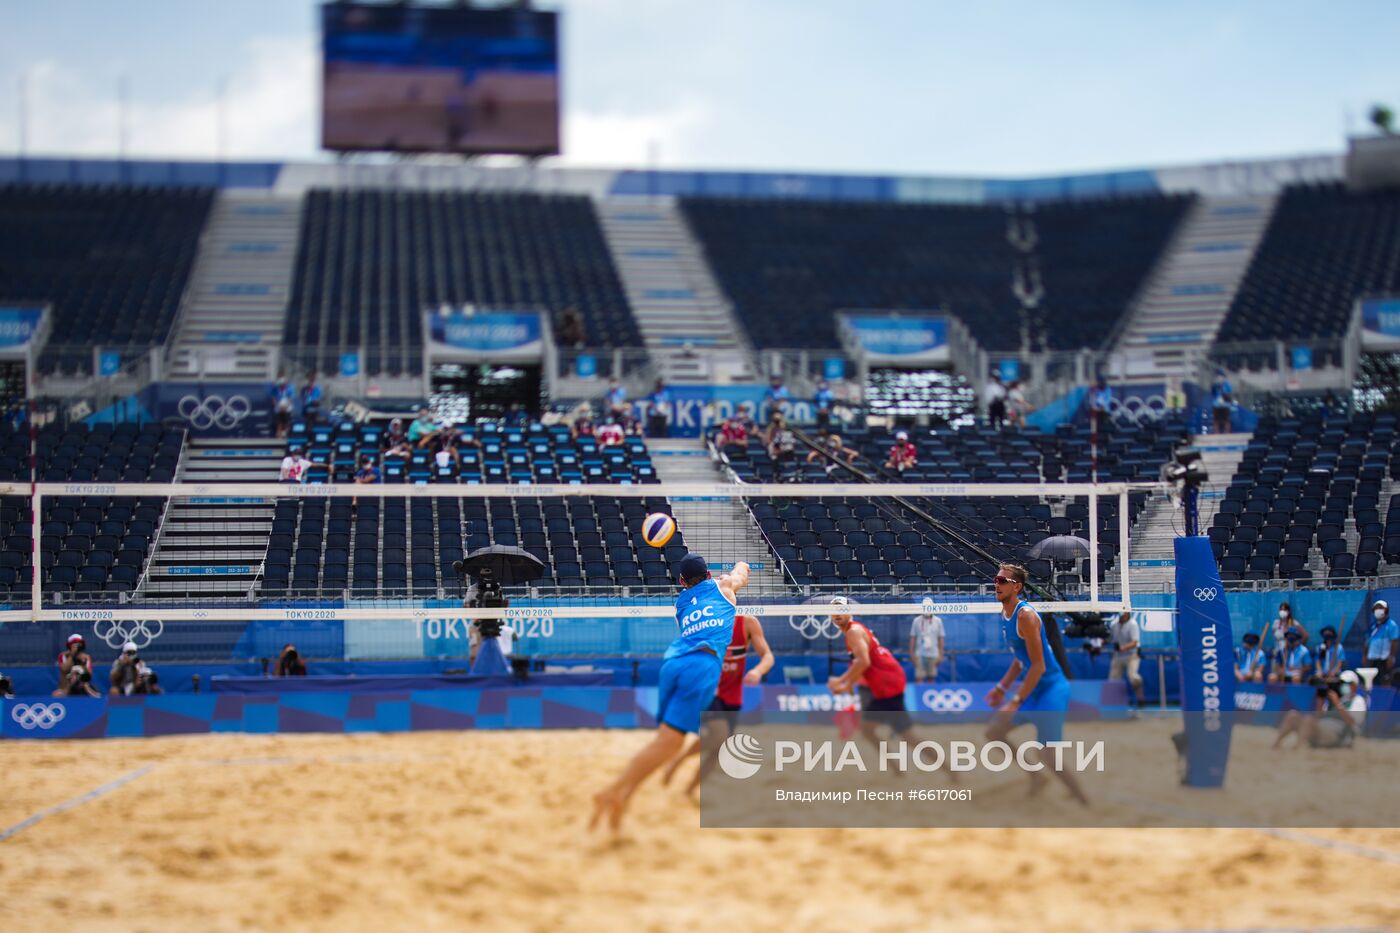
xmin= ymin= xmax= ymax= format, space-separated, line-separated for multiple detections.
xmin=1218 ymin=182 xmax=1400 ymax=365
xmin=1210 ymin=411 xmax=1396 ymax=584
xmin=0 ymin=422 xmax=184 ymax=599
xmin=284 ymin=190 xmax=638 ymax=376
xmin=714 ymin=417 xmax=1187 ymax=591
xmin=679 ymin=194 xmax=1190 ymax=352
xmin=0 ymin=183 xmax=214 ymax=374
xmin=266 ymin=421 xmax=678 ymax=597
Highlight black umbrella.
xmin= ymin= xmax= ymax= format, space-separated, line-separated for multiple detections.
xmin=1027 ymin=535 xmax=1093 ymax=561
xmin=455 ymin=545 xmax=546 ymax=586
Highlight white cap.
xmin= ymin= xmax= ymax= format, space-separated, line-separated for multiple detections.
xmin=830 ymin=595 xmax=850 ymax=607
xmin=122 ymin=641 xmax=138 ymax=653
xmin=1375 ymin=599 xmax=1389 ymax=610
xmin=1340 ymin=670 xmax=1360 ymax=685
xmin=896 ymin=430 xmax=908 ymax=440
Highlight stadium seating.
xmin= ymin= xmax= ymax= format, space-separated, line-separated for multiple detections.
xmin=679 ymin=194 xmax=1190 ymax=352
xmin=285 ymin=190 xmax=639 ymax=376
xmin=264 ymin=422 xmax=677 ymax=597
xmin=1218 ymin=183 xmax=1400 ymax=359
xmin=0 ymin=422 xmax=184 ymax=600
xmin=1210 ymin=411 xmax=1395 ymax=584
xmin=0 ymin=184 xmax=214 ymax=374
xmin=715 ymin=416 xmax=1185 ymax=591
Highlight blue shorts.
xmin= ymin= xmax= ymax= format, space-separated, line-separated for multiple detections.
xmin=657 ymin=650 xmax=723 ymax=735
xmin=1012 ymin=676 xmax=1070 ymax=744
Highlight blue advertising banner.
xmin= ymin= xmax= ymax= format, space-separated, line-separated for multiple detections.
xmin=339 ymin=352 xmax=360 ymax=377
xmin=823 ymin=357 xmax=845 ymax=380
xmin=1290 ymin=346 xmax=1313 ymax=371
xmin=98 ymin=350 xmax=122 ymax=376
xmin=1174 ymin=536 xmax=1236 ymax=787
xmin=426 ymin=311 xmax=543 ymax=359
xmin=0 ymin=305 xmax=45 ymax=350
xmin=1360 ymin=297 xmax=1400 ymax=349
xmin=839 ymin=314 xmax=949 ymax=363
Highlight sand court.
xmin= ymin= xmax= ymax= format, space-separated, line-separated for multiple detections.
xmin=2 ymin=729 xmax=1398 ymax=932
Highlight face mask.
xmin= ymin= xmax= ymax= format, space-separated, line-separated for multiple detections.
xmin=1376 ymin=608 xmax=1388 ymax=621
xmin=1279 ymin=609 xmax=1289 ymax=619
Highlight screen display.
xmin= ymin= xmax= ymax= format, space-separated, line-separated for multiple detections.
xmin=321 ymin=3 xmax=560 ymax=156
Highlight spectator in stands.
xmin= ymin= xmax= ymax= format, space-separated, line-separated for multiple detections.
xmin=1274 ymin=670 xmax=1365 ymax=750
xmin=596 ymin=418 xmax=626 ymax=448
xmin=275 ymin=644 xmax=307 ymax=677
xmin=986 ymin=372 xmax=1008 ymax=429
xmin=764 ymin=375 xmax=791 ymax=418
xmin=570 ymin=405 xmax=596 ymax=441
xmin=1320 ymin=389 xmax=1341 ymax=420
xmin=604 ymin=380 xmax=627 ymax=421
xmin=269 ymin=377 xmax=295 ymax=438
xmin=1271 ymin=629 xmax=1312 ymax=684
xmin=808 ymin=433 xmax=858 ymax=476
xmin=1210 ymin=369 xmax=1234 ymax=433
xmin=908 ymin=599 xmax=945 ymax=682
xmin=1006 ymin=380 xmax=1029 ymax=429
xmin=765 ymin=412 xmax=799 ymax=479
xmin=434 ymin=438 xmax=461 ymax=471
xmin=382 ymin=419 xmax=412 ymax=460
xmin=716 ymin=412 xmax=750 ymax=452
xmin=52 ymin=664 xmax=99 ymax=698
xmin=1235 ymin=632 xmax=1267 ymax=683
xmin=58 ymin=633 xmax=92 ymax=680
xmin=409 ymin=408 xmax=441 ymax=448
xmin=556 ymin=307 xmax=587 ymax=349
xmin=109 ymin=641 xmax=142 ymax=696
xmin=813 ymin=380 xmax=834 ymax=434
xmin=301 ymin=373 xmax=323 ymax=421
xmin=1364 ymin=598 xmax=1398 ymax=686
xmin=645 ymin=379 xmax=672 ymax=438
xmin=735 ymin=402 xmax=758 ymax=434
xmin=1109 ymin=611 xmax=1147 ymax=710
xmin=352 ymin=455 xmax=380 ymax=507
xmin=279 ymin=446 xmax=318 ymax=483
xmin=505 ymin=401 xmax=529 ymax=427
xmin=133 ymin=666 xmax=162 ymax=695
xmin=885 ymin=430 xmax=918 ymax=473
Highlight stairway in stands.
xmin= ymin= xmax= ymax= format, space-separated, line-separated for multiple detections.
xmin=1113 ymin=196 xmax=1276 ymax=382
xmin=166 ymin=191 xmax=302 ymax=381
xmin=136 ymin=438 xmax=284 ymax=600
xmin=1127 ymin=433 xmax=1251 ymax=590
xmin=648 ymin=439 xmax=789 ymax=595
xmin=595 ymin=198 xmax=757 ymax=384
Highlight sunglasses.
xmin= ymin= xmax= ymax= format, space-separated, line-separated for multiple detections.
xmin=994 ymin=575 xmax=1019 ymax=586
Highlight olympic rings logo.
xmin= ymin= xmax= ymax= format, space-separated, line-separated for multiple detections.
xmin=791 ymin=614 xmax=842 ymax=640
xmin=11 ymin=703 xmax=66 ymax=730
xmin=177 ymin=394 xmax=252 ymax=430
xmin=1193 ymin=587 xmax=1218 ymax=602
xmin=92 ymin=619 xmax=164 ymax=650
xmin=921 ymin=688 xmax=974 ymax=712
xmin=1108 ymin=395 xmax=1168 ymax=427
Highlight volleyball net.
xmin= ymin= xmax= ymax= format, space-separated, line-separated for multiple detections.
xmin=0 ymin=479 xmax=1151 ymax=658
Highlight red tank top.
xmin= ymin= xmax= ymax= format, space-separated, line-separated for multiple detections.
xmin=715 ymin=616 xmax=751 ymax=705
xmin=849 ymin=621 xmax=906 ymax=699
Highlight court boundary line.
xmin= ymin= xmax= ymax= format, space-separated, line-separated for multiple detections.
xmin=0 ymin=764 xmax=157 ymax=842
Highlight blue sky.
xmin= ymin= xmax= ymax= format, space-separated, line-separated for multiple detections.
xmin=0 ymin=0 xmax=1394 ymax=175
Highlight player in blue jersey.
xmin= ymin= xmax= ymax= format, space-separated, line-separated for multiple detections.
xmin=985 ymin=562 xmax=1088 ymax=804
xmin=590 ymin=553 xmax=750 ymax=831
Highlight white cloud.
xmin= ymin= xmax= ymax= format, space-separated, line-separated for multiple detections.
xmin=560 ymin=102 xmax=708 ymax=167
xmin=4 ymin=36 xmax=317 ymax=160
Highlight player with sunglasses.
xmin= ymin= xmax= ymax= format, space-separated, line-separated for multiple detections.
xmin=986 ymin=563 xmax=1088 ymax=804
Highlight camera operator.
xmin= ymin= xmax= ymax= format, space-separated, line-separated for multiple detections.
xmin=52 ymin=664 xmax=99 ymax=698
xmin=58 ymin=633 xmax=93 ymax=679
xmin=110 ymin=641 xmax=142 ymax=696
xmin=1274 ymin=670 xmax=1366 ymax=750
xmin=275 ymin=644 xmax=307 ymax=677
xmin=1108 ymin=610 xmax=1147 ymax=710
xmin=133 ymin=666 xmax=163 ymax=695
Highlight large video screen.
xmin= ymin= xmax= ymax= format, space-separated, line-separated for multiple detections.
xmin=321 ymin=3 xmax=560 ymax=156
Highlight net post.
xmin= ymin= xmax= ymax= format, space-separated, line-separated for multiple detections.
xmin=29 ymin=487 xmax=41 ymax=620
xmin=1118 ymin=487 xmax=1130 ymax=609
xmin=1088 ymin=486 xmax=1099 ymax=606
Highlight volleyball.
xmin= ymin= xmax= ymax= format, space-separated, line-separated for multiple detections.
xmin=641 ymin=512 xmax=677 ymax=548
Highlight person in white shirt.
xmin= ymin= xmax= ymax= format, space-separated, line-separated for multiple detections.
xmin=1109 ymin=610 xmax=1146 ymax=707
xmin=908 ymin=599 xmax=945 ymax=682
xmin=279 ymin=447 xmax=312 ymax=483
xmin=1274 ymin=670 xmax=1367 ymax=749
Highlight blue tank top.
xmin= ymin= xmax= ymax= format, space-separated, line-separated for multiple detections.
xmin=665 ymin=577 xmax=737 ymax=661
xmin=1001 ymin=599 xmax=1066 ymax=694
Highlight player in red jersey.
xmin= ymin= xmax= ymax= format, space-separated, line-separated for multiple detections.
xmin=662 ymin=614 xmax=774 ymax=797
xmin=826 ymin=596 xmax=917 ymax=742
